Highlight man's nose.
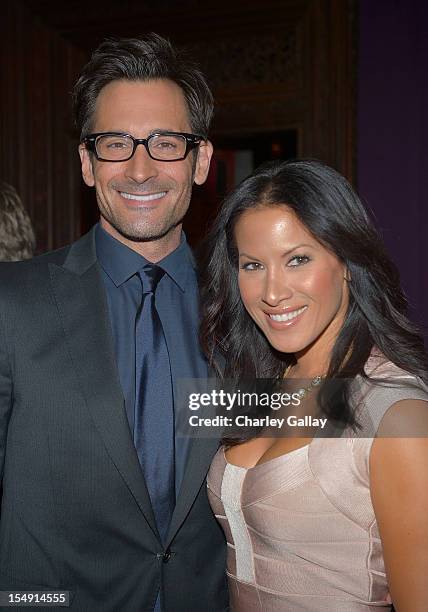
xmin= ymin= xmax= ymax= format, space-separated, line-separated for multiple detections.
xmin=124 ymin=143 xmax=158 ymax=183
xmin=262 ymin=269 xmax=293 ymax=306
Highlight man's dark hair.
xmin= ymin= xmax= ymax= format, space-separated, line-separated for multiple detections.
xmin=73 ymin=33 xmax=214 ymax=140
xmin=0 ymin=181 xmax=36 ymax=261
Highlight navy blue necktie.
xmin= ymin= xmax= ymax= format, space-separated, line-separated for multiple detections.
xmin=134 ymin=264 xmax=175 ymax=544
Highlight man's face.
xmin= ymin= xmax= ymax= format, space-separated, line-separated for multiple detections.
xmin=79 ymin=79 xmax=213 ymax=257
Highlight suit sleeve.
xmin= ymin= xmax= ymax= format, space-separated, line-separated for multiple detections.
xmin=0 ymin=307 xmax=13 ymax=482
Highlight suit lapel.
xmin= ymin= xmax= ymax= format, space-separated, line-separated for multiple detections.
xmin=49 ymin=229 xmax=159 ymax=541
xmin=162 ymin=262 xmax=222 ymax=545
xmin=166 ymin=435 xmax=220 ymax=546
xmin=166 ymin=364 xmax=222 ymax=546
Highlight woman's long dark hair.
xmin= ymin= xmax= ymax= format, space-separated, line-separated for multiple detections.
xmin=199 ymin=159 xmax=428 ymax=436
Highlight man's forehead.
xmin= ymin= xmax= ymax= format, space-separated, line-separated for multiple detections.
xmin=95 ymin=78 xmax=186 ymax=108
xmin=91 ymin=78 xmax=192 ymax=130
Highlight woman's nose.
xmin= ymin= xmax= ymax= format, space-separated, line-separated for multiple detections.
xmin=262 ymin=270 xmax=293 ymax=306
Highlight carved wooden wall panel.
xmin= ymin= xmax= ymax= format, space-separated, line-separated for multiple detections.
xmin=190 ymin=0 xmax=355 ymax=183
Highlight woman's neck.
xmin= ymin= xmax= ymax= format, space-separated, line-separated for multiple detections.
xmin=289 ymin=350 xmax=330 ymax=379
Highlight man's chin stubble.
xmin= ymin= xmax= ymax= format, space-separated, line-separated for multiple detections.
xmin=103 ymin=214 xmax=184 ymax=244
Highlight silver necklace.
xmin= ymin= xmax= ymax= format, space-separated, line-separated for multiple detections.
xmin=283 ymin=364 xmax=325 ymax=399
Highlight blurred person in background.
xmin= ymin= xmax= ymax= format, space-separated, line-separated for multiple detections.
xmin=0 ymin=180 xmax=35 ymax=261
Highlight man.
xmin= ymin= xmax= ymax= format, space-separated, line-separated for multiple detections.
xmin=0 ymin=34 xmax=227 ymax=611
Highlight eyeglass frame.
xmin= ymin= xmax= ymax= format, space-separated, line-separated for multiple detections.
xmin=81 ymin=131 xmax=204 ymax=162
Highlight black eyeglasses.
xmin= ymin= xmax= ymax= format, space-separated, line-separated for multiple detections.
xmin=82 ymin=131 xmax=203 ymax=162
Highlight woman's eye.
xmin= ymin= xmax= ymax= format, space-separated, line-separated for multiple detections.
xmin=241 ymin=261 xmax=264 ymax=271
xmin=288 ymin=255 xmax=310 ymax=267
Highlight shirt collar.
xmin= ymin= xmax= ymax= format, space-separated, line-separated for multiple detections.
xmin=95 ymin=223 xmax=192 ymax=292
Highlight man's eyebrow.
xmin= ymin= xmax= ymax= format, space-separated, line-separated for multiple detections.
xmin=148 ymin=128 xmax=181 ymax=134
xmin=97 ymin=128 xmax=181 ymax=135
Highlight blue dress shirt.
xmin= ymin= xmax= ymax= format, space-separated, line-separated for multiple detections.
xmin=95 ymin=223 xmax=207 ymax=495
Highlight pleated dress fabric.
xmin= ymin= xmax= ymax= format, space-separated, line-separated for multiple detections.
xmin=207 ymin=358 xmax=428 ymax=611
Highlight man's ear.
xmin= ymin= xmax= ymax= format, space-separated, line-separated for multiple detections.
xmin=79 ymin=144 xmax=95 ymax=187
xmin=194 ymin=140 xmax=214 ymax=186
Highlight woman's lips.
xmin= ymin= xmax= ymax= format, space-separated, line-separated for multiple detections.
xmin=265 ymin=305 xmax=308 ymax=329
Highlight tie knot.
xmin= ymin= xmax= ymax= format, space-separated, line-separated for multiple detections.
xmin=138 ymin=264 xmax=165 ymax=294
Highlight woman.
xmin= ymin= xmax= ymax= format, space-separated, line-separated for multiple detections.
xmin=200 ymin=159 xmax=428 ymax=611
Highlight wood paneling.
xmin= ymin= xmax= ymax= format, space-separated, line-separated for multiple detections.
xmin=0 ymin=0 xmax=85 ymax=253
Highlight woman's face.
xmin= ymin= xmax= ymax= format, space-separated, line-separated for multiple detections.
xmin=234 ymin=205 xmax=349 ymax=368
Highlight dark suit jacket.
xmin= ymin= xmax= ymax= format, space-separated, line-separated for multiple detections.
xmin=0 ymin=229 xmax=227 ymax=611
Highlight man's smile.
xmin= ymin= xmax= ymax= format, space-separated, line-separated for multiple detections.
xmin=119 ymin=191 xmax=167 ymax=202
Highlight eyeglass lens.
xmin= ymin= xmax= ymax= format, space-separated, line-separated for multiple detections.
xmin=95 ymin=134 xmax=187 ymax=161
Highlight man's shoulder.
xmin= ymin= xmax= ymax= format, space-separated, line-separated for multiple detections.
xmin=0 ymin=228 xmax=96 ymax=286
xmin=28 ymin=243 xmax=72 ymax=266
xmin=0 ymin=244 xmax=71 ymax=284
xmin=0 ymin=249 xmax=71 ymax=318
xmin=0 ymin=229 xmax=98 ymax=313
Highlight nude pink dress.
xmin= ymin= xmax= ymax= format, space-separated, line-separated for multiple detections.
xmin=207 ymin=360 xmax=428 ymax=610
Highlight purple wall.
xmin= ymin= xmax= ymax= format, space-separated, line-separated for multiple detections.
xmin=358 ymin=0 xmax=428 ymax=340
